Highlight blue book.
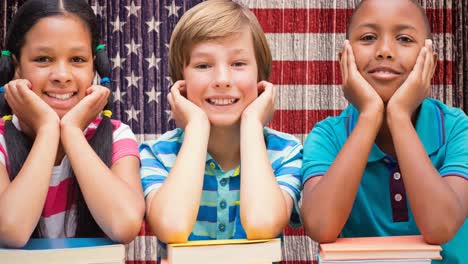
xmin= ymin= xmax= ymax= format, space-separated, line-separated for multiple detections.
xmin=0 ymin=238 xmax=125 ymax=264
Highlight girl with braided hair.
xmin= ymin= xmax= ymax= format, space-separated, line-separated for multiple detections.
xmin=0 ymin=0 xmax=144 ymax=247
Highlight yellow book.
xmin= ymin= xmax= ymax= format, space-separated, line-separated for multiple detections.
xmin=167 ymin=238 xmax=282 ymax=264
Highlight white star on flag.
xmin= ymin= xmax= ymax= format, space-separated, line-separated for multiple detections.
xmin=125 ymin=1 xmax=141 ymax=17
xmin=111 ymin=52 xmax=126 ymax=69
xmin=91 ymin=3 xmax=105 ymax=16
xmin=125 ymin=39 xmax=141 ymax=55
xmin=111 ymin=16 xmax=126 ymax=33
xmin=165 ymin=1 xmax=181 ymax=17
xmin=113 ymin=87 xmax=127 ymax=103
xmin=125 ymin=72 xmax=142 ymax=89
xmin=165 ymin=110 xmax=173 ymax=122
xmin=145 ymin=87 xmax=161 ymax=104
xmin=146 ymin=17 xmax=162 ymax=33
xmin=125 ymin=106 xmax=141 ymax=122
xmin=146 ymin=53 xmax=161 ymax=70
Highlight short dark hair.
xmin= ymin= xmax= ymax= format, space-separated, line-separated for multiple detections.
xmin=345 ymin=0 xmax=432 ymax=39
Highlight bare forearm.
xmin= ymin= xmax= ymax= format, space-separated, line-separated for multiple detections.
xmin=302 ymin=112 xmax=382 ymax=242
xmin=388 ymin=112 xmax=464 ymax=244
xmin=61 ymin=126 xmax=144 ymax=243
xmin=147 ymin=123 xmax=209 ymax=243
xmin=0 ymin=126 xmax=59 ymax=247
xmin=239 ymin=118 xmax=288 ymax=239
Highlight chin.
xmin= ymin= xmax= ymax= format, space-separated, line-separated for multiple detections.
xmin=209 ymin=117 xmax=241 ymax=128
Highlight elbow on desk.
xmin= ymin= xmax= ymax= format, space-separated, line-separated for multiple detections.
xmin=0 ymin=219 xmax=30 ymax=248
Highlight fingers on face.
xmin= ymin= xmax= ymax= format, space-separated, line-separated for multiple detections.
xmin=423 ymin=39 xmax=435 ymax=81
xmin=5 ymin=79 xmax=32 ymax=105
xmin=340 ymin=40 xmax=349 ymax=82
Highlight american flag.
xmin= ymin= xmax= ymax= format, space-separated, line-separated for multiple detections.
xmin=0 ymin=0 xmax=456 ymax=263
xmin=86 ymin=0 xmax=454 ymax=263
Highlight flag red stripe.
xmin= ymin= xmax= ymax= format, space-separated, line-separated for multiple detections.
xmin=271 ymin=61 xmax=452 ymax=85
xmin=254 ymin=9 xmax=452 ymax=34
xmin=270 ymin=109 xmax=343 ymax=134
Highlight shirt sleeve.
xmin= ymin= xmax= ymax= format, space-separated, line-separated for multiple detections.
xmin=439 ymin=112 xmax=468 ymax=179
xmin=270 ymin=134 xmax=303 ymax=228
xmin=0 ymin=128 xmax=7 ymax=168
xmin=301 ymin=119 xmax=342 ymax=185
xmin=139 ymin=141 xmax=170 ymax=198
xmin=111 ymin=123 xmax=140 ymax=164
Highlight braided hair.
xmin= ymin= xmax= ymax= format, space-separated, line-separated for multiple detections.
xmin=0 ymin=0 xmax=114 ymax=238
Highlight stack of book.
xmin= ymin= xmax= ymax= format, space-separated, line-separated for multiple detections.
xmin=318 ymin=235 xmax=442 ymax=264
xmin=167 ymin=238 xmax=281 ymax=264
xmin=0 ymin=238 xmax=125 ymax=264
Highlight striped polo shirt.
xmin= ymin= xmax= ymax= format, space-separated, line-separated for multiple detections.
xmin=0 ymin=116 xmax=140 ymax=238
xmin=140 ymin=127 xmax=303 ymax=241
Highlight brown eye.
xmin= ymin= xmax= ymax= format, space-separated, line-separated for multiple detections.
xmin=34 ymin=56 xmax=51 ymax=63
xmin=397 ymin=36 xmax=414 ymax=43
xmin=195 ymin=64 xmax=210 ymax=69
xmin=360 ymin=35 xmax=376 ymax=41
xmin=71 ymin=57 xmax=86 ymax=63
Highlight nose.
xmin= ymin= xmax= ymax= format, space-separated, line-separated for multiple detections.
xmin=375 ymin=37 xmax=394 ymax=60
xmin=50 ymin=61 xmax=72 ymax=84
xmin=213 ymin=65 xmax=231 ymax=89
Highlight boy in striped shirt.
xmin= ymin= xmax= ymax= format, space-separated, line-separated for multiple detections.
xmin=140 ymin=0 xmax=302 ymax=259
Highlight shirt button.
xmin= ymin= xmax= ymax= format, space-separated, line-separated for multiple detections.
xmin=209 ymin=162 xmax=216 ymax=169
xmin=220 ymin=178 xmax=227 ymax=187
xmin=220 ymin=200 xmax=227 ymax=209
xmin=394 ymin=193 xmax=402 ymax=202
xmin=218 ymin=223 xmax=226 ymax=232
xmin=393 ymin=172 xmax=401 ymax=180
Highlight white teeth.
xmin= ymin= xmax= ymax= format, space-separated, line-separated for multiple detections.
xmin=208 ymin=98 xmax=236 ymax=105
xmin=47 ymin=93 xmax=74 ymax=100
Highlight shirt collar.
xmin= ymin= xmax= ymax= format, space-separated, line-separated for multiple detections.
xmin=346 ymin=99 xmax=445 ymax=163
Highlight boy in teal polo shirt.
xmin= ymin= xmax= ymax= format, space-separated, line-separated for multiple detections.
xmin=140 ymin=0 xmax=302 ymax=260
xmin=301 ymin=0 xmax=467 ymax=263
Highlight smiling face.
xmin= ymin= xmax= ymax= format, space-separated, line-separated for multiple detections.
xmin=15 ymin=15 xmax=94 ymax=118
xmin=182 ymin=27 xmax=259 ymax=127
xmin=347 ymin=0 xmax=430 ymax=103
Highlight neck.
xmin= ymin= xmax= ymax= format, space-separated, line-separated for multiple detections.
xmin=207 ymin=124 xmax=241 ymax=171
xmin=375 ymin=108 xmax=419 ymax=158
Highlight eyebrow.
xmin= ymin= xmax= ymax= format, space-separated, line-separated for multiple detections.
xmin=191 ymin=48 xmax=248 ymax=58
xmin=356 ymin=23 xmax=418 ymax=32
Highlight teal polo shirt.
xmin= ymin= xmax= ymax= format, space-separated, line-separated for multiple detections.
xmin=302 ymin=98 xmax=468 ymax=264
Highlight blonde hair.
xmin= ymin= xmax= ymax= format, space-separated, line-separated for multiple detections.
xmin=169 ymin=0 xmax=272 ymax=82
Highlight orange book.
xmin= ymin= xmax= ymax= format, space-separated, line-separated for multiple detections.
xmin=319 ymin=235 xmax=442 ymax=261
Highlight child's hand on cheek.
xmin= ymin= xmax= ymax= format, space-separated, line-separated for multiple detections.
xmin=60 ymin=85 xmax=110 ymax=131
xmin=340 ymin=40 xmax=384 ymax=115
xmin=241 ymin=81 xmax=276 ymax=126
xmin=387 ymin=40 xmax=436 ymax=118
xmin=4 ymin=79 xmax=59 ymax=136
xmin=168 ymin=80 xmax=208 ymax=130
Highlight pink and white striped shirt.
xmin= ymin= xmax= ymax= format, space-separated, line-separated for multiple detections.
xmin=0 ymin=116 xmax=140 ymax=238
